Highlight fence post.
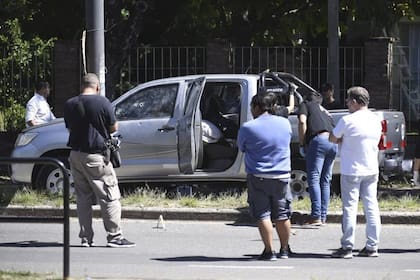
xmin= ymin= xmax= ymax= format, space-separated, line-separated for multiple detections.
xmin=0 ymin=157 xmax=70 ymax=279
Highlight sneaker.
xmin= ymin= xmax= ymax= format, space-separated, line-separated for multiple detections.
xmin=331 ymin=247 xmax=353 ymax=259
xmin=303 ymin=218 xmax=322 ymax=226
xmin=278 ymin=245 xmax=291 ymax=259
xmin=358 ymin=247 xmax=379 ymax=257
xmin=107 ymin=238 xmax=136 ymax=248
xmin=258 ymin=250 xmax=277 ymax=261
xmin=81 ymin=239 xmax=95 ymax=247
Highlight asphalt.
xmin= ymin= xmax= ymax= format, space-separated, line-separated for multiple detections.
xmin=1 ymin=204 xmax=420 ymax=225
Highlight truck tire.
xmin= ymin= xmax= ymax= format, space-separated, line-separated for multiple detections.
xmin=35 ymin=163 xmax=74 ymax=195
xmin=290 ymin=170 xmax=310 ymax=200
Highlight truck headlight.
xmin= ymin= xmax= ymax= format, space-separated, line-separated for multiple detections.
xmin=15 ymin=132 xmax=38 ymax=146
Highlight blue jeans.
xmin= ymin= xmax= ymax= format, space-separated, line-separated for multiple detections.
xmin=340 ymin=174 xmax=381 ymax=250
xmin=306 ymin=134 xmax=337 ymax=221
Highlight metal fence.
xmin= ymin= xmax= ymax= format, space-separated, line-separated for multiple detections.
xmin=0 ymin=46 xmax=54 ymax=108
xmin=231 ymin=46 xmax=364 ymax=101
xmin=120 ymin=46 xmax=364 ymax=103
xmin=392 ymin=46 xmax=420 ymax=131
xmin=0 ymin=157 xmax=70 ymax=279
xmin=4 ymin=43 xmax=420 ymax=130
xmin=119 ymin=47 xmax=206 ymax=93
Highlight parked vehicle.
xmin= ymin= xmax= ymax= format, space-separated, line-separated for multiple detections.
xmin=10 ymin=72 xmax=406 ymax=198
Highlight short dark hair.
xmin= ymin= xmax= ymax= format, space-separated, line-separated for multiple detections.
xmin=347 ymin=86 xmax=370 ymax=106
xmin=320 ymin=83 xmax=334 ymax=93
xmin=81 ymin=73 xmax=100 ymax=89
xmin=35 ymin=81 xmax=49 ymax=91
xmin=252 ymin=91 xmax=277 ymax=114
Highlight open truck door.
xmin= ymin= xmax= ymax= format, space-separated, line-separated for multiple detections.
xmin=177 ymin=77 xmax=206 ymax=174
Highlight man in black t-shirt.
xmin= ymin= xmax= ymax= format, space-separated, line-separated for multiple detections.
xmin=298 ymin=92 xmax=337 ymax=226
xmin=64 ymin=73 xmax=135 ymax=248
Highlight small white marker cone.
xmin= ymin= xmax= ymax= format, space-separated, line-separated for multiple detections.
xmin=156 ymin=214 xmax=166 ymax=229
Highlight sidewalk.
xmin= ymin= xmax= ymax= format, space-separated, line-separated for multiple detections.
xmin=1 ymin=204 xmax=420 ymax=224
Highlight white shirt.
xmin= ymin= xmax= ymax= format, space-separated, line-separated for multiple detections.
xmin=332 ymin=109 xmax=382 ymax=176
xmin=25 ymin=92 xmax=56 ymax=127
xmin=202 ymin=120 xmax=223 ymax=143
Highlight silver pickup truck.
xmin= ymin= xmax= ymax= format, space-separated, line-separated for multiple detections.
xmin=10 ymin=72 xmax=406 ymax=198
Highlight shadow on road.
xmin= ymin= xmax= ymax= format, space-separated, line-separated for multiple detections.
xmin=153 ymin=255 xmax=255 ymax=262
xmin=0 ymin=240 xmax=62 ymax=247
xmin=379 ymin=248 xmax=420 ymax=254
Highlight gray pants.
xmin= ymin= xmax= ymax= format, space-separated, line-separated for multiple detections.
xmin=340 ymin=174 xmax=381 ymax=250
xmin=69 ymin=151 xmax=123 ymax=242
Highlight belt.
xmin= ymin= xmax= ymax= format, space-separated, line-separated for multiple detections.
xmin=72 ymin=148 xmax=104 ymax=154
xmin=317 ymin=131 xmax=329 ymax=136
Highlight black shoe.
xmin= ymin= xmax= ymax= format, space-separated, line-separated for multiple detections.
xmin=278 ymin=245 xmax=292 ymax=259
xmin=81 ymin=239 xmax=95 ymax=247
xmin=107 ymin=238 xmax=136 ymax=248
xmin=278 ymin=247 xmax=289 ymax=259
xmin=358 ymin=247 xmax=379 ymax=257
xmin=331 ymin=247 xmax=353 ymax=259
xmin=258 ymin=250 xmax=277 ymax=261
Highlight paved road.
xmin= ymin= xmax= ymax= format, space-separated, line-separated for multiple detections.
xmin=0 ymin=219 xmax=419 ymax=280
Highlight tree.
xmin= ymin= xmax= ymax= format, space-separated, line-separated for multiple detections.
xmin=2 ymin=0 xmax=420 ymax=101
xmin=0 ymin=18 xmax=55 ymax=131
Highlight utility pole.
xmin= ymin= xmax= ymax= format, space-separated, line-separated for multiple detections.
xmin=328 ymin=0 xmax=340 ymax=103
xmin=85 ymin=0 xmax=106 ymax=97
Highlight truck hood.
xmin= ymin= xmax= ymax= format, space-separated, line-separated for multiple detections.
xmin=21 ymin=118 xmax=66 ymax=133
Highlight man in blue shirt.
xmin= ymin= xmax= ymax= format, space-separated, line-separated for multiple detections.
xmin=238 ymin=91 xmax=293 ymax=260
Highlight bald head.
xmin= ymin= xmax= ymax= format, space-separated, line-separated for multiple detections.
xmin=81 ymin=73 xmax=100 ymax=92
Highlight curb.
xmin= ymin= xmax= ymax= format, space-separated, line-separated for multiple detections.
xmin=1 ymin=205 xmax=420 ymax=224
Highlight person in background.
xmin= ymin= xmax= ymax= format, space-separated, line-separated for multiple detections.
xmin=412 ymin=118 xmax=420 ymax=186
xmin=298 ymin=92 xmax=337 ymax=226
xmin=329 ymin=86 xmax=382 ymax=259
xmin=25 ymin=81 xmax=56 ymax=127
xmin=64 ymin=73 xmax=135 ymax=248
xmin=321 ymin=83 xmax=341 ymax=110
xmin=238 ymin=91 xmax=292 ymax=260
xmin=274 ymin=82 xmax=297 ymax=118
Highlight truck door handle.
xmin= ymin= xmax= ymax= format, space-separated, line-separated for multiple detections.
xmin=158 ymin=125 xmax=175 ymax=132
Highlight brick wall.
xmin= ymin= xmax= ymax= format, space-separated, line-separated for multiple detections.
xmin=364 ymin=37 xmax=394 ymax=109
xmin=53 ymin=41 xmax=81 ymax=117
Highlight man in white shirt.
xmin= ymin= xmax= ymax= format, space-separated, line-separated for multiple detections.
xmin=25 ymin=81 xmax=56 ymax=127
xmin=329 ymin=86 xmax=382 ymax=259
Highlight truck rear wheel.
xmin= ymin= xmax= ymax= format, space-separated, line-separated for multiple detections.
xmin=290 ymin=170 xmax=309 ymax=200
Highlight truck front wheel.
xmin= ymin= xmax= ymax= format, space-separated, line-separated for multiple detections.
xmin=35 ymin=164 xmax=75 ymax=195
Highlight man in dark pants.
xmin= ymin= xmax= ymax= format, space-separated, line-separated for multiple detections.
xmin=298 ymin=92 xmax=337 ymax=225
xmin=64 ymin=73 xmax=135 ymax=248
xmin=238 ymin=91 xmax=292 ymax=260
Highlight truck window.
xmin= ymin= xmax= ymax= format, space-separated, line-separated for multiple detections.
xmin=200 ymin=82 xmax=241 ymax=140
xmin=115 ymin=84 xmax=178 ymax=120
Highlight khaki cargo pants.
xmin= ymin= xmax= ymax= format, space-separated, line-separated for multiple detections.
xmin=69 ymin=150 xmax=123 ymax=242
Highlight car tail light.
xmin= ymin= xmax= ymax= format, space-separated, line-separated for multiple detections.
xmin=400 ymin=123 xmax=406 ymax=149
xmin=400 ymin=139 xmax=407 ymax=149
xmin=378 ymin=120 xmax=392 ymax=150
